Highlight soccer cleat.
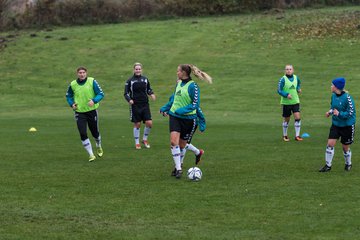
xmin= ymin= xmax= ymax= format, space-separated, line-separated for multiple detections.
xmin=283 ymin=136 xmax=290 ymax=142
xmin=295 ymin=136 xmax=303 ymax=141
xmin=171 ymin=165 xmax=183 ymax=176
xmin=142 ymin=140 xmax=150 ymax=149
xmin=89 ymin=155 xmax=96 ymax=162
xmin=319 ymin=164 xmax=331 ymax=172
xmin=195 ymin=149 xmax=204 ymax=165
xmin=171 ymin=168 xmax=177 ymax=176
xmin=345 ymin=164 xmax=352 ymax=171
xmin=175 ymin=169 xmax=183 ymax=179
xmin=97 ymin=147 xmax=103 ymax=157
xmin=135 ymin=144 xmax=141 ymax=150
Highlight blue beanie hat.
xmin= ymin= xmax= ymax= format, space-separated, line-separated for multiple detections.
xmin=332 ymin=77 xmax=345 ymax=90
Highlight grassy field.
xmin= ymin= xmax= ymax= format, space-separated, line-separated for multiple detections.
xmin=1 ymin=6 xmax=360 ymax=239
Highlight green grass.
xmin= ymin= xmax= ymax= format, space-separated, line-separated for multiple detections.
xmin=1 ymin=6 xmax=360 ymax=239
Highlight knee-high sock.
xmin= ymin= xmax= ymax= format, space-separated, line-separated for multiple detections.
xmin=82 ymin=138 xmax=94 ymax=156
xmin=171 ymin=145 xmax=181 ymax=170
xmin=325 ymin=146 xmax=334 ymax=167
xmin=143 ymin=127 xmax=151 ymax=141
xmin=295 ymin=119 xmax=301 ymax=137
xmin=344 ymin=150 xmax=352 ymax=165
xmin=180 ymin=148 xmax=186 ymax=164
xmin=133 ymin=128 xmax=140 ymax=144
xmin=185 ymin=143 xmax=200 ymax=156
xmin=282 ymin=121 xmax=289 ymax=137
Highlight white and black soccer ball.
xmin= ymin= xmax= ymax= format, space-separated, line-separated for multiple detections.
xmin=187 ymin=167 xmax=202 ymax=181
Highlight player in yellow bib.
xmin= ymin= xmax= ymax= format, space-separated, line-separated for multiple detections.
xmin=66 ymin=66 xmax=105 ymax=162
xmin=277 ymin=64 xmax=303 ymax=142
xmin=160 ymin=64 xmax=212 ymax=179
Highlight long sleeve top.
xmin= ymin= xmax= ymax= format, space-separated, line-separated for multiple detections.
xmin=277 ymin=74 xmax=301 ymax=98
xmin=160 ymin=79 xmax=200 ymax=120
xmin=330 ymin=91 xmax=356 ymax=127
xmin=66 ymin=78 xmax=104 ymax=107
xmin=124 ymin=74 xmax=154 ymax=104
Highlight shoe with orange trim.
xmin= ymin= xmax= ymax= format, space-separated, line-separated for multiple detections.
xmin=295 ymin=136 xmax=303 ymax=141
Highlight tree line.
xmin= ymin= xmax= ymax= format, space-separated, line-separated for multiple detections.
xmin=0 ymin=0 xmax=359 ymax=30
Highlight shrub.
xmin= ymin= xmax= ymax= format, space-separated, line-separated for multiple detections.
xmin=0 ymin=0 xmax=359 ymax=30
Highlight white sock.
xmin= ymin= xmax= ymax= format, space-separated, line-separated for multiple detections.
xmin=344 ymin=150 xmax=352 ymax=165
xmin=180 ymin=148 xmax=187 ymax=164
xmin=295 ymin=120 xmax=301 ymax=137
xmin=82 ymin=138 xmax=94 ymax=156
xmin=325 ymin=146 xmax=334 ymax=167
xmin=143 ymin=127 xmax=151 ymax=141
xmin=185 ymin=143 xmax=200 ymax=156
xmin=171 ymin=145 xmax=181 ymax=170
xmin=133 ymin=128 xmax=140 ymax=144
xmin=282 ymin=121 xmax=289 ymax=137
xmin=95 ymin=135 xmax=101 ymax=148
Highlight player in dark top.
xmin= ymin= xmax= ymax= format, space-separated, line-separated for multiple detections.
xmin=319 ymin=77 xmax=356 ymax=172
xmin=124 ymin=63 xmax=156 ymax=149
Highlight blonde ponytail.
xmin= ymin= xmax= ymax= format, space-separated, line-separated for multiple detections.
xmin=189 ymin=64 xmax=213 ymax=84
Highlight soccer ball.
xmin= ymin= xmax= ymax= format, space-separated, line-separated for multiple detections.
xmin=187 ymin=167 xmax=202 ymax=181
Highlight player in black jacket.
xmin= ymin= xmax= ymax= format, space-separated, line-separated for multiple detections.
xmin=124 ymin=63 xmax=156 ymax=149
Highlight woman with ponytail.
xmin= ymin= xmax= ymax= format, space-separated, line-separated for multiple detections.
xmin=160 ymin=64 xmax=212 ymax=179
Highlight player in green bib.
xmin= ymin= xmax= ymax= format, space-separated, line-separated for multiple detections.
xmin=160 ymin=64 xmax=212 ymax=179
xmin=277 ymin=64 xmax=303 ymax=142
xmin=66 ymin=66 xmax=105 ymax=162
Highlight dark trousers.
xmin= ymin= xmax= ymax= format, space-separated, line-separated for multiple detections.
xmin=75 ymin=110 xmax=100 ymax=141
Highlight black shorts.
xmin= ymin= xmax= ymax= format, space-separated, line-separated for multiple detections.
xmin=328 ymin=124 xmax=355 ymax=145
xmin=74 ymin=109 xmax=100 ymax=140
xmin=130 ymin=102 xmax=152 ymax=123
xmin=187 ymin=125 xmax=198 ymax=144
xmin=282 ymin=104 xmax=300 ymax=118
xmin=169 ymin=115 xmax=197 ymax=141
